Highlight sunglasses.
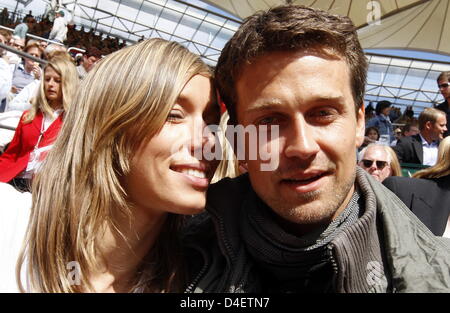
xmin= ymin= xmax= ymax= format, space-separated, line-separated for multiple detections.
xmin=361 ymin=159 xmax=388 ymax=170
xmin=439 ymin=83 xmax=449 ymax=89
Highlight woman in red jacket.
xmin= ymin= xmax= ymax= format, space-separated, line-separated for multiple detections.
xmin=0 ymin=54 xmax=78 ymax=191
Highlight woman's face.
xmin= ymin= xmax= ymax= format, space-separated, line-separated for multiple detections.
xmin=367 ymin=129 xmax=379 ymax=141
xmin=125 ymin=74 xmax=219 ymax=217
xmin=44 ymin=66 xmax=62 ymax=107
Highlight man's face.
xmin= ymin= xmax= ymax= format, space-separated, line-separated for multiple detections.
xmin=429 ymin=114 xmax=447 ymax=141
xmin=438 ymin=77 xmax=450 ymax=101
xmin=404 ymin=125 xmax=419 ymax=137
xmin=0 ymin=34 xmax=5 ymax=55
xmin=82 ymin=55 xmax=99 ymax=72
xmin=12 ymin=38 xmax=25 ymax=51
xmin=358 ymin=146 xmax=391 ymax=182
xmin=235 ymin=50 xmax=365 ymax=226
xmin=381 ymin=106 xmax=391 ymax=116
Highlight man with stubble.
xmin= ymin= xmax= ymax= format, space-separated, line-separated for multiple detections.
xmin=184 ymin=5 xmax=450 ymax=293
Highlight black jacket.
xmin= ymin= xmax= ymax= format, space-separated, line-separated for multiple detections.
xmin=383 ymin=175 xmax=450 ymax=236
xmin=393 ymin=134 xmax=423 ymax=164
xmin=436 ymin=101 xmax=450 ymax=138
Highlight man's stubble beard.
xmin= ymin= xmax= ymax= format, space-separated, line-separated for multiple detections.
xmin=254 ymin=169 xmax=357 ymax=226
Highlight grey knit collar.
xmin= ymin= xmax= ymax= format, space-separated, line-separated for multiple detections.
xmin=239 ymin=180 xmax=363 ymax=269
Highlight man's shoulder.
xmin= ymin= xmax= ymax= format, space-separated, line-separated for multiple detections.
xmin=383 ymin=175 xmax=436 ymax=193
xmin=436 ymin=101 xmax=449 ymax=112
xmin=396 ymin=134 xmax=420 ymax=146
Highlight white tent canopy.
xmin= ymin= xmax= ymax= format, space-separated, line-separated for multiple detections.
xmin=1 ymin=0 xmax=449 ymax=113
xmin=203 ymin=0 xmax=450 ymax=56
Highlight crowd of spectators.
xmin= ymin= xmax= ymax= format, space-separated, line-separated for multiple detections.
xmin=1 ymin=7 xmax=127 ymax=56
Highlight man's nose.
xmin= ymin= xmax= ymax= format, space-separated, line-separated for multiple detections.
xmin=284 ymin=116 xmax=320 ymax=160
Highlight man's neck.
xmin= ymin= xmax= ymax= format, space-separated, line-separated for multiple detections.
xmin=420 ymin=131 xmax=434 ymax=144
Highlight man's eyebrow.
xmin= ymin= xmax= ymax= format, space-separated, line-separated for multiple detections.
xmin=244 ymin=98 xmax=284 ymax=113
xmin=244 ymin=95 xmax=346 ymax=113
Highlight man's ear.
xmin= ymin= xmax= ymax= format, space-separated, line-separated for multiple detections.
xmin=425 ymin=120 xmax=432 ymax=131
xmin=355 ymin=105 xmax=365 ymax=148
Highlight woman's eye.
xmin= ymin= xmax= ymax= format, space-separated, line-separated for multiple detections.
xmin=166 ymin=111 xmax=184 ymax=122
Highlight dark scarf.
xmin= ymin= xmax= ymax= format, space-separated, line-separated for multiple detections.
xmin=239 ymin=186 xmax=364 ymax=292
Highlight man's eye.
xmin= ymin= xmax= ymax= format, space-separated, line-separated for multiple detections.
xmin=257 ymin=116 xmax=279 ymax=125
xmin=308 ymin=109 xmax=338 ymax=121
xmin=316 ymin=110 xmax=333 ymax=116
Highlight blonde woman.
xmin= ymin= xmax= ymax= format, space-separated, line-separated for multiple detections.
xmin=383 ymin=136 xmax=450 ymax=236
xmin=2 ymin=38 xmax=220 ymax=292
xmin=0 ymin=54 xmax=78 ymax=191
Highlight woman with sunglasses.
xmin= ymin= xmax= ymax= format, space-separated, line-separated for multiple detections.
xmin=0 ymin=38 xmax=220 ymax=292
xmin=358 ymin=143 xmax=401 ymax=182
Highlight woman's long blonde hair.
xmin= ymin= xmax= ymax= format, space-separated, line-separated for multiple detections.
xmin=23 ymin=54 xmax=78 ymax=123
xmin=17 ymin=39 xmax=213 ymax=292
xmin=413 ymin=136 xmax=450 ymax=179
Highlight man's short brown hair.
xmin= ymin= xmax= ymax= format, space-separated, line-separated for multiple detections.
xmin=437 ymin=71 xmax=450 ymax=83
xmin=418 ymin=107 xmax=445 ymax=130
xmin=215 ymin=4 xmax=368 ymax=124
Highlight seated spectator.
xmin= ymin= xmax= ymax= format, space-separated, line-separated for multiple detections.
xmin=360 ymin=126 xmax=379 ymax=150
xmin=76 ymin=47 xmax=101 ymax=79
xmin=6 ymin=36 xmax=25 ymax=65
xmin=394 ymin=108 xmax=447 ymax=166
xmin=358 ymin=143 xmax=401 ymax=182
xmin=366 ymin=100 xmax=394 ymax=144
xmin=10 ymin=41 xmax=43 ymax=96
xmin=390 ymin=127 xmax=403 ymax=147
xmin=5 ymin=51 xmax=70 ymax=113
xmin=402 ymin=122 xmax=419 ymax=137
xmin=0 ymin=56 xmax=78 ymax=191
xmin=0 ymin=30 xmax=12 ymax=112
xmin=383 ymin=136 xmax=450 ymax=237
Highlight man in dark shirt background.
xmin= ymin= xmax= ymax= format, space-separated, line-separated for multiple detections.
xmin=436 ymin=71 xmax=450 ymax=137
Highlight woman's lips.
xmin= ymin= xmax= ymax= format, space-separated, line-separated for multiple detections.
xmin=170 ymin=164 xmax=209 ymax=189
